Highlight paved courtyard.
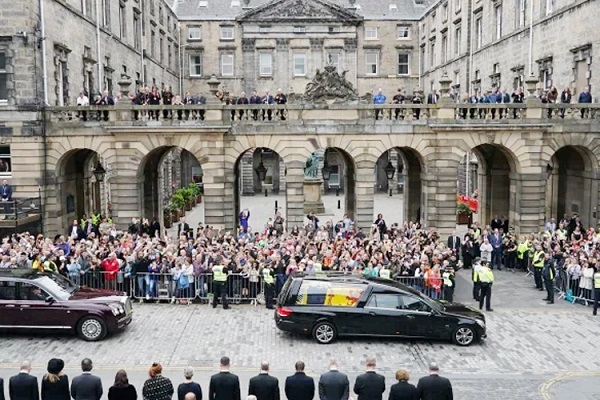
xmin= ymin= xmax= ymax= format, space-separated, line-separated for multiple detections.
xmin=0 ymin=270 xmax=599 ymax=399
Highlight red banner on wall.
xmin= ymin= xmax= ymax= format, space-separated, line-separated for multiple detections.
xmin=457 ymin=194 xmax=479 ymax=213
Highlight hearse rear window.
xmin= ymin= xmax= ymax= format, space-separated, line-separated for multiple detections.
xmin=296 ymin=280 xmax=365 ymax=307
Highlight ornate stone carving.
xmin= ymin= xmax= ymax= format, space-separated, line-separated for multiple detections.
xmin=344 ymin=38 xmax=357 ymax=50
xmin=275 ymin=38 xmax=289 ymax=50
xmin=310 ymin=38 xmax=324 ymax=50
xmin=303 ymin=65 xmax=358 ymax=102
xmin=241 ymin=38 xmax=256 ymax=52
xmin=237 ymin=0 xmax=363 ymax=24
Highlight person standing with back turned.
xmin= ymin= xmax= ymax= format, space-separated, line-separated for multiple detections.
xmin=416 ymin=363 xmax=452 ymax=400
xmin=353 ymin=358 xmax=385 ymax=400
xmin=209 ymin=357 xmax=241 ymax=400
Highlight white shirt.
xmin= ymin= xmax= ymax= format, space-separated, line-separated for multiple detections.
xmin=77 ymin=96 xmax=89 ymax=106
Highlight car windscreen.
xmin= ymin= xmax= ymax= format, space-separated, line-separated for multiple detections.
xmin=33 ymin=275 xmax=74 ymax=301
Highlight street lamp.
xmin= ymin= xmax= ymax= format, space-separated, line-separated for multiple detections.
xmin=384 ymin=160 xmax=396 ymax=196
xmin=255 ymin=150 xmax=268 ymax=196
xmin=92 ymin=162 xmax=106 ymax=182
xmin=321 ymin=161 xmax=331 ymax=181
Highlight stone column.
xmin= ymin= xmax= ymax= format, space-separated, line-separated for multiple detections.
xmin=355 ymin=164 xmax=375 ymax=231
xmin=242 ymin=38 xmax=256 ymax=93
xmin=344 ymin=38 xmax=358 ymax=89
xmin=310 ymin=38 xmax=324 ymax=75
xmin=514 ymin=170 xmax=546 ymax=235
xmin=423 ymin=153 xmax=462 ymax=237
xmin=110 ymin=174 xmax=142 ymax=229
xmin=437 ymin=73 xmax=455 ymax=119
xmin=525 ymin=75 xmax=543 ymax=119
xmin=285 ymin=162 xmax=305 ymax=230
xmin=275 ymin=39 xmax=289 ymax=91
xmin=203 ymin=155 xmax=229 ymax=231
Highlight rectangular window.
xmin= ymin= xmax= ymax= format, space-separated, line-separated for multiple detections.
xmin=365 ymin=26 xmax=378 ymax=40
xmin=430 ymin=41 xmax=435 ymax=67
xmin=0 ymin=52 xmax=6 ymax=102
xmin=189 ymin=54 xmax=202 ymax=76
xmin=327 ymin=52 xmax=341 ymax=72
xmin=259 ymin=26 xmax=270 ymax=33
xmin=188 ymin=27 xmax=202 ymax=40
xmin=159 ymin=37 xmax=164 ymax=62
xmin=133 ymin=12 xmax=141 ymax=50
xmin=221 ymin=54 xmax=234 ymax=76
xmin=365 ymin=52 xmax=378 ymax=75
xmin=397 ymin=53 xmax=409 ymax=75
xmin=293 ymin=26 xmax=306 ymax=33
xmin=328 ymin=165 xmax=340 ymax=187
xmin=119 ymin=2 xmax=126 ymax=39
xmin=57 ymin=61 xmax=65 ymax=106
xmin=220 ymin=26 xmax=234 ymax=40
xmin=442 ymin=34 xmax=448 ymax=63
xmin=293 ymin=53 xmax=306 ymax=76
xmin=518 ymin=0 xmax=526 ymax=27
xmin=150 ymin=31 xmax=156 ymax=57
xmin=420 ymin=46 xmax=425 ymax=74
xmin=546 ymin=0 xmax=554 ymax=15
xmin=495 ymin=5 xmax=503 ymax=40
xmin=443 ymin=2 xmax=448 ymax=20
xmin=454 ymin=26 xmax=461 ymax=54
xmin=475 ymin=17 xmax=482 ymax=49
xmin=259 ymin=53 xmax=272 ymax=76
xmin=101 ymin=0 xmax=110 ymax=27
xmin=397 ymin=26 xmax=410 ymax=39
xmin=168 ymin=44 xmax=172 ymax=69
xmin=0 ymin=146 xmax=11 ymax=177
xmin=455 ymin=0 xmax=462 ymax=11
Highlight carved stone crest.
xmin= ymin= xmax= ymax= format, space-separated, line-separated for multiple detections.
xmin=303 ymin=65 xmax=358 ymax=103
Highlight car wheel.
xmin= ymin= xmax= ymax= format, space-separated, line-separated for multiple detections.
xmin=77 ymin=316 xmax=107 ymax=341
xmin=452 ymin=325 xmax=476 ymax=346
xmin=312 ymin=321 xmax=336 ymax=344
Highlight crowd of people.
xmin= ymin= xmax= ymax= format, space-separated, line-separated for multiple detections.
xmin=0 ymin=357 xmax=453 ymax=400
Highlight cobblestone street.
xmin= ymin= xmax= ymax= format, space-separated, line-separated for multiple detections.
xmin=1 ymin=271 xmax=599 ymax=399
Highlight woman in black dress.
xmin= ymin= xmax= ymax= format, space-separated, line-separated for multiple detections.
xmin=41 ymin=359 xmax=69 ymax=400
xmin=108 ymin=370 xmax=137 ymax=400
xmin=388 ymin=369 xmax=418 ymax=400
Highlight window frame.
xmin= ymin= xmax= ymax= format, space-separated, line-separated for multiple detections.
xmin=545 ymin=0 xmax=554 ymax=15
xmin=396 ymin=26 xmax=410 ymax=40
xmin=188 ymin=26 xmax=202 ymax=41
xmin=397 ymin=53 xmax=410 ymax=76
xmin=189 ymin=54 xmax=203 ymax=77
xmin=365 ymin=293 xmax=401 ymax=310
xmin=454 ymin=25 xmax=461 ymax=55
xmin=220 ymin=53 xmax=234 ymax=76
xmin=0 ymin=145 xmax=12 ymax=177
xmin=293 ymin=53 xmax=307 ymax=77
xmin=327 ymin=51 xmax=341 ymax=72
xmin=119 ymin=1 xmax=126 ymax=40
xmin=0 ymin=51 xmax=7 ymax=104
xmin=495 ymin=5 xmax=503 ymax=40
xmin=518 ymin=0 xmax=526 ymax=27
xmin=220 ymin=26 xmax=234 ymax=41
xmin=475 ymin=16 xmax=483 ymax=49
xmin=365 ymin=51 xmax=379 ymax=76
xmin=259 ymin=52 xmax=273 ymax=76
xmin=365 ymin=26 xmax=379 ymax=40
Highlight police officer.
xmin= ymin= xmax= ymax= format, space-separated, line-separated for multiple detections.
xmin=442 ymin=265 xmax=455 ymax=303
xmin=593 ymin=266 xmax=600 ymax=316
xmin=212 ymin=258 xmax=230 ymax=309
xmin=516 ymin=236 xmax=529 ymax=271
xmin=261 ymin=263 xmax=276 ymax=309
xmin=477 ymin=262 xmax=494 ymax=311
xmin=532 ymin=244 xmax=545 ymax=291
xmin=472 ymin=257 xmax=482 ymax=301
xmin=542 ymin=253 xmax=556 ymax=304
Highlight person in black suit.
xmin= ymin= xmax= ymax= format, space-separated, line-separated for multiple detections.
xmin=285 ymin=361 xmax=314 ymax=400
xmin=388 ymin=370 xmax=417 ymax=400
xmin=353 ymin=358 xmax=385 ymax=400
xmin=446 ymin=231 xmax=461 ymax=255
xmin=318 ymin=359 xmax=349 ymax=400
xmin=208 ymin=357 xmax=241 ymax=400
xmin=248 ymin=362 xmax=279 ymax=400
xmin=426 ymin=90 xmax=439 ymax=104
xmin=41 ymin=359 xmax=69 ymax=400
xmin=0 ymin=179 xmax=13 ymax=218
xmin=70 ymin=358 xmax=103 ymax=400
xmin=178 ymin=217 xmax=190 ymax=239
xmin=68 ymin=220 xmax=84 ymax=240
xmin=415 ymin=363 xmax=452 ymax=400
xmin=9 ymin=361 xmax=39 ymax=400
xmin=1 ymin=375 xmax=5 ymax=400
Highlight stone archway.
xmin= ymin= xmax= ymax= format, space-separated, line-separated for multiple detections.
xmin=138 ymin=146 xmax=203 ymax=231
xmin=374 ymin=147 xmax=424 ymax=225
xmin=546 ymin=145 xmax=598 ymax=228
xmin=55 ymin=149 xmax=101 ymax=233
xmin=233 ymin=147 xmax=286 ymax=232
xmin=469 ymin=144 xmax=519 ymax=229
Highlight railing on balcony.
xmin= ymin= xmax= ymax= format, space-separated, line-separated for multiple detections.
xmin=0 ymin=196 xmax=43 ymax=235
xmin=43 ymin=102 xmax=600 ymax=125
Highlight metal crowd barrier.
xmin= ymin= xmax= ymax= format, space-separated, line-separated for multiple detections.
xmin=394 ymin=276 xmax=451 ymax=301
xmin=555 ymin=269 xmax=595 ymax=306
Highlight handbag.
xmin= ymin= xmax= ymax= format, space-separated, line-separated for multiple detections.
xmin=178 ymin=274 xmax=190 ymax=289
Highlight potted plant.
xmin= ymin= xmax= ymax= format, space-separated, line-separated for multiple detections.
xmin=188 ymin=182 xmax=202 ymax=204
xmin=171 ymin=191 xmax=185 ymax=220
xmin=456 ymin=203 xmax=472 ymax=225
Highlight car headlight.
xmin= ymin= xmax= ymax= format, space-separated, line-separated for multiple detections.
xmin=109 ymin=303 xmax=124 ymax=316
xmin=475 ymin=319 xmax=486 ymax=329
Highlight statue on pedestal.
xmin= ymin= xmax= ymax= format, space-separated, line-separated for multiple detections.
xmin=304 ymin=153 xmax=319 ymax=178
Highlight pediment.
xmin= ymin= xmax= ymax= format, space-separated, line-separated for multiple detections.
xmin=237 ymin=0 xmax=363 ymax=24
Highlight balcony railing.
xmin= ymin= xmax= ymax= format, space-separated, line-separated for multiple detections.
xmin=43 ymin=102 xmax=600 ymax=126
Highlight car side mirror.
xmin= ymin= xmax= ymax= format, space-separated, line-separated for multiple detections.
xmin=45 ymin=296 xmax=55 ymax=304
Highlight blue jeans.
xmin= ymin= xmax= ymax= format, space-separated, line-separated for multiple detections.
xmin=145 ymin=276 xmax=158 ymax=298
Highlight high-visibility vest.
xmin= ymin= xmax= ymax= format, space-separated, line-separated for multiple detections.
xmin=556 ymin=229 xmax=567 ymax=241
xmin=478 ymin=267 xmax=494 ymax=283
xmin=213 ymin=265 xmax=227 ymax=282
xmin=43 ymin=261 xmax=57 ymax=273
xmin=594 ymin=272 xmax=600 ymax=289
xmin=533 ymin=251 xmax=544 ymax=268
xmin=442 ymin=271 xmax=453 ymax=287
xmin=517 ymin=241 xmax=529 ymax=259
xmin=379 ymin=269 xmax=391 ymax=280
xmin=263 ymin=268 xmax=274 ymax=285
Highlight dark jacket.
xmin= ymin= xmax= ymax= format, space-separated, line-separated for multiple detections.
xmin=177 ymin=382 xmax=202 ymax=400
xmin=41 ymin=375 xmax=70 ymax=400
xmin=1 ymin=184 xmax=12 ymax=201
xmin=248 ymin=373 xmax=279 ymax=400
xmin=447 ymin=236 xmax=461 ymax=252
xmin=108 ymin=385 xmax=138 ymax=400
xmin=208 ymin=372 xmax=241 ymax=400
xmin=9 ymin=372 xmax=39 ymax=400
xmin=284 ymin=372 xmax=314 ymax=400
xmin=0 ymin=377 xmax=4 ymax=400
xmin=318 ymin=370 xmax=349 ymax=400
xmin=142 ymin=375 xmax=174 ymax=400
xmin=415 ymin=375 xmax=453 ymax=400
xmin=353 ymin=371 xmax=385 ymax=400
xmin=388 ymin=381 xmax=417 ymax=400
xmin=71 ymin=373 xmax=103 ymax=400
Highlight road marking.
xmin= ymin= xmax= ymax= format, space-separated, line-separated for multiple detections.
xmin=539 ymin=371 xmax=600 ymax=399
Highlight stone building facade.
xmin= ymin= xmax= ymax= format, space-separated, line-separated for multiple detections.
xmin=419 ymin=0 xmax=600 ymax=97
xmin=175 ymin=0 xmax=426 ymax=97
